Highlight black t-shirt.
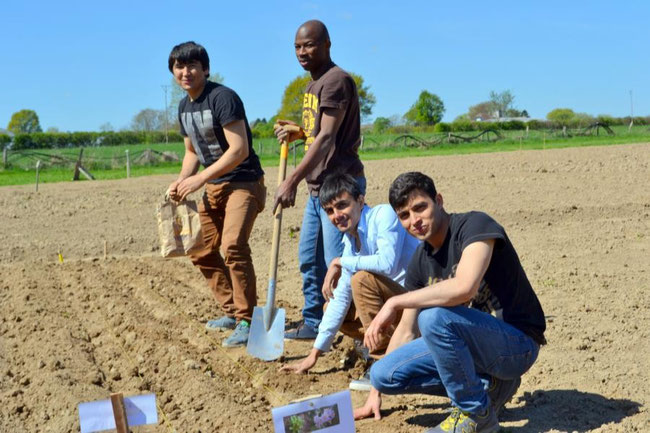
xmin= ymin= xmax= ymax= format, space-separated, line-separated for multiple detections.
xmin=406 ymin=211 xmax=546 ymax=345
xmin=178 ymin=81 xmax=263 ymax=184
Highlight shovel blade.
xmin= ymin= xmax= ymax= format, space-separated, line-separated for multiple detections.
xmin=247 ymin=306 xmax=285 ymax=361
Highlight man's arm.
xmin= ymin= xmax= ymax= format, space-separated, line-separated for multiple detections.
xmin=168 ymin=136 xmax=200 ymax=200
xmin=354 ymin=307 xmax=420 ymax=421
xmin=273 ymin=107 xmax=345 ymax=212
xmin=175 ymin=119 xmax=250 ymax=200
xmin=364 ymin=239 xmax=495 ymax=351
xmin=280 ymin=267 xmax=354 ymax=374
xmin=355 ymin=241 xmax=493 ymax=421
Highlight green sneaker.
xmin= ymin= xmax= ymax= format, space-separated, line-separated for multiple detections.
xmin=425 ymin=406 xmax=499 ymax=433
xmin=205 ymin=316 xmax=236 ymax=331
xmin=222 ymin=321 xmax=250 ymax=347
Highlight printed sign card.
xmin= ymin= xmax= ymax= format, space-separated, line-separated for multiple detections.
xmin=271 ymin=390 xmax=355 ymax=433
xmin=78 ymin=393 xmax=158 ymax=433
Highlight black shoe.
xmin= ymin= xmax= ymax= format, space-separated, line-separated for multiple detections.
xmin=488 ymin=376 xmax=521 ymax=414
xmin=284 ymin=322 xmax=318 ymax=340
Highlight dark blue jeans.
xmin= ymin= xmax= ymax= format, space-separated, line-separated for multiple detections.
xmin=298 ymin=177 xmax=366 ymax=329
xmin=371 ymin=306 xmax=539 ymax=414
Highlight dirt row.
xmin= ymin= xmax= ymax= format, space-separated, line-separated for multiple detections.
xmin=1 ymin=143 xmax=649 ymax=432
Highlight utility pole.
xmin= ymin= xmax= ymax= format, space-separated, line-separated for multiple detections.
xmin=162 ymin=85 xmax=171 ymax=143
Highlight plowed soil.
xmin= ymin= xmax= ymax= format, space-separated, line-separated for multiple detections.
xmin=1 ymin=143 xmax=648 ymax=432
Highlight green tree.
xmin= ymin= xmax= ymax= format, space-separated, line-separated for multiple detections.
xmin=468 ymin=101 xmax=495 ymax=121
xmin=404 ymin=91 xmax=445 ymax=126
xmin=373 ymin=116 xmax=391 ymax=134
xmin=276 ymin=72 xmax=376 ymax=123
xmin=250 ymin=117 xmax=277 ymax=139
xmin=131 ymin=108 xmax=166 ymax=131
xmin=547 ymin=108 xmax=575 ymax=126
xmin=7 ymin=109 xmax=42 ymax=133
xmin=350 ymin=72 xmax=376 ymax=120
xmin=99 ymin=122 xmax=114 ymax=132
xmin=489 ymin=90 xmax=515 ymax=118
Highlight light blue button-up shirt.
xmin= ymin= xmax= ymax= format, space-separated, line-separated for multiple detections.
xmin=314 ymin=204 xmax=420 ymax=352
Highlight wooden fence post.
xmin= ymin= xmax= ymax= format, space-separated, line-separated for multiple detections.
xmin=125 ymin=150 xmax=130 ymax=178
xmin=2 ymin=147 xmax=7 ymax=168
xmin=35 ymin=160 xmax=42 ymax=192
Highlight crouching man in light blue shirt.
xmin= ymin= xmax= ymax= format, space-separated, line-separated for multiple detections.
xmin=280 ymin=173 xmax=420 ymax=384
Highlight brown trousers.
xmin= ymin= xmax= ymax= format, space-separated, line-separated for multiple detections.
xmin=190 ymin=178 xmax=266 ymax=322
xmin=337 ymin=271 xmax=406 ymax=357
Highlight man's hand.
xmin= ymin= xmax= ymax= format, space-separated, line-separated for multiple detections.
xmin=279 ymin=350 xmax=319 ymax=374
xmin=364 ymin=299 xmax=398 ymax=353
xmin=176 ymin=173 xmax=207 ymax=200
xmin=273 ymin=178 xmax=298 ymax=214
xmin=274 ymin=120 xmax=305 ymax=144
xmin=322 ymin=258 xmax=342 ymax=301
xmin=354 ymin=388 xmax=382 ymax=420
xmin=167 ymin=178 xmax=183 ymax=201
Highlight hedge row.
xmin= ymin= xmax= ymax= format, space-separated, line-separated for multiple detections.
xmin=0 ymin=130 xmax=184 ymax=150
xmin=383 ymin=116 xmax=650 ymax=135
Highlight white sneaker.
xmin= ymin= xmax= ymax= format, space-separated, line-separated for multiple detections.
xmin=349 ymin=370 xmax=371 ymax=392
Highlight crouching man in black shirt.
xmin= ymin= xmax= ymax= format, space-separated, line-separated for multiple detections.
xmin=356 ymin=172 xmax=546 ymax=433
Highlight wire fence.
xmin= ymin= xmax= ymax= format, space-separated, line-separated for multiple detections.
xmin=2 ymin=123 xmax=647 ymax=173
xmin=3 ymin=148 xmax=183 ymax=171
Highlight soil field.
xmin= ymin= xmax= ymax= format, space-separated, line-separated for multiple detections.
xmin=1 ymin=143 xmax=648 ymax=433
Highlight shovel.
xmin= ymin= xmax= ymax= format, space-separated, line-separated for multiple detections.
xmin=247 ymin=125 xmax=300 ymax=361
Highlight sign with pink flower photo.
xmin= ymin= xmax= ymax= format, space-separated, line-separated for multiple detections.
xmin=271 ymin=390 xmax=354 ymax=433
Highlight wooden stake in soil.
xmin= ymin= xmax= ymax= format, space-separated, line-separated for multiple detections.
xmin=109 ymin=393 xmax=130 ymax=433
xmin=125 ymin=150 xmax=130 ymax=178
xmin=35 ymin=160 xmax=42 ymax=192
xmin=103 ymin=240 xmax=108 ymax=260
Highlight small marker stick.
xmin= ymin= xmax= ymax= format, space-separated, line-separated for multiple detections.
xmin=110 ymin=393 xmax=130 ymax=433
xmin=103 ymin=240 xmax=108 ymax=260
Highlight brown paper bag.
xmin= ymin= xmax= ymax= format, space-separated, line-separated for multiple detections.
xmin=156 ymin=196 xmax=204 ymax=258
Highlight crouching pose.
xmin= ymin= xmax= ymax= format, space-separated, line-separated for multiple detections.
xmin=280 ymin=173 xmax=420 ymax=387
xmin=358 ymin=172 xmax=546 ymax=433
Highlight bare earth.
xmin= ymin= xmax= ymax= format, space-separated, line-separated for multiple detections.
xmin=1 ymin=143 xmax=648 ymax=433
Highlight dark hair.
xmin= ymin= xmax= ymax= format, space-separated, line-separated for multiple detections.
xmin=168 ymin=41 xmax=210 ymax=77
xmin=319 ymin=173 xmax=362 ymax=207
xmin=389 ymin=172 xmax=437 ymax=209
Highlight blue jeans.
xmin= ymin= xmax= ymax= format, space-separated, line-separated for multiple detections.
xmin=298 ymin=177 xmax=366 ymax=329
xmin=371 ymin=306 xmax=539 ymax=414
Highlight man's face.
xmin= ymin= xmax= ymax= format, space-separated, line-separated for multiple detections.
xmin=395 ymin=191 xmax=442 ymax=242
xmin=172 ymin=60 xmax=208 ymax=95
xmin=294 ymin=28 xmax=330 ymax=72
xmin=323 ymin=192 xmax=364 ymax=234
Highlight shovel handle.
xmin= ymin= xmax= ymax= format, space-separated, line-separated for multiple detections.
xmin=266 ymin=133 xmax=292 ymax=307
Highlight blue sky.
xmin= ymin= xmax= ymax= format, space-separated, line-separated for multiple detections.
xmin=2 ymin=0 xmax=648 ymax=132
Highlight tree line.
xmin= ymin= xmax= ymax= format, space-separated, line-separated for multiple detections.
xmin=3 ymin=73 xmax=648 ymax=144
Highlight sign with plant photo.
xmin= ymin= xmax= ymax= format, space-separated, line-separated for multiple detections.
xmin=271 ymin=390 xmax=354 ymax=433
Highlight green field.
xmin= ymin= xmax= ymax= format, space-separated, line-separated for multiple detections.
xmin=1 ymin=125 xmax=648 ymax=186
